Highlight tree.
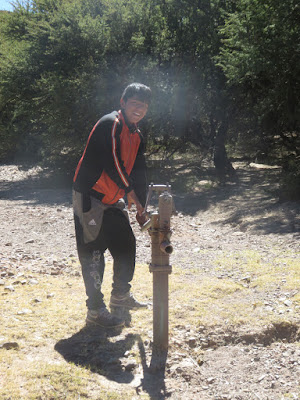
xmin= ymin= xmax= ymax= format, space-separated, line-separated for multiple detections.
xmin=0 ymin=0 xmax=160 ymax=163
xmin=217 ymin=0 xmax=300 ymax=160
xmin=146 ymin=0 xmax=237 ymax=180
xmin=3 ymin=0 xmax=297 ymax=192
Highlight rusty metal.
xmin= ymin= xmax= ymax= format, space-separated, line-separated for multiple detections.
xmin=142 ymin=184 xmax=174 ymax=351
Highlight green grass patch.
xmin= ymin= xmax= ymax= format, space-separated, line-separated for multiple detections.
xmin=214 ymin=249 xmax=300 ymax=291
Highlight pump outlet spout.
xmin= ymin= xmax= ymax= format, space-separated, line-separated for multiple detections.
xmin=160 ymin=241 xmax=173 ymax=255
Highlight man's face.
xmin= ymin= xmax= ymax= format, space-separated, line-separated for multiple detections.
xmin=120 ymin=96 xmax=148 ymax=125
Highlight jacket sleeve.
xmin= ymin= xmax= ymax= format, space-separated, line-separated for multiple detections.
xmin=92 ymin=118 xmax=134 ymax=192
xmin=73 ymin=120 xmax=104 ymax=193
xmin=130 ymin=135 xmax=147 ymax=207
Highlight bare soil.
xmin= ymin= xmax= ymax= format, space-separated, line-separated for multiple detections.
xmin=0 ymin=161 xmax=299 ymax=400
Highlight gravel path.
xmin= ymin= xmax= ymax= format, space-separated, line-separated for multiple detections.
xmin=0 ymin=162 xmax=299 ymax=400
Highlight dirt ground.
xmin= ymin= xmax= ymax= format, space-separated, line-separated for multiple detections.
xmin=0 ymin=161 xmax=299 ymax=400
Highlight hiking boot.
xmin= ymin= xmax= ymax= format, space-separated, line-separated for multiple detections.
xmin=109 ymin=292 xmax=149 ymax=309
xmin=86 ymin=306 xmax=125 ymax=328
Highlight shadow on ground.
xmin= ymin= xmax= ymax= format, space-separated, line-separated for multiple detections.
xmin=55 ymin=324 xmax=170 ymax=399
xmin=1 ymin=161 xmax=299 ymax=235
xmin=208 ymin=166 xmax=300 ymax=235
xmin=175 ymin=165 xmax=300 ymax=235
xmin=0 ymin=163 xmax=73 ymax=206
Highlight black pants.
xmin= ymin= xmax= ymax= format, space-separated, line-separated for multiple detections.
xmin=74 ymin=208 xmax=136 ymax=310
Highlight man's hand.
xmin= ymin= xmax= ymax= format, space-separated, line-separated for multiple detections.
xmin=127 ymin=190 xmax=144 ymax=216
xmin=136 ymin=212 xmax=148 ymax=227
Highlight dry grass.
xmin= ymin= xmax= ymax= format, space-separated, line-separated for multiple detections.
xmin=1 ymin=252 xmax=299 ymax=399
xmin=215 ymin=249 xmax=300 ymax=291
xmin=0 ymin=271 xmax=138 ymax=400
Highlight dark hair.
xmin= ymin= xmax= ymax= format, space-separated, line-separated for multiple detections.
xmin=121 ymin=83 xmax=152 ymax=104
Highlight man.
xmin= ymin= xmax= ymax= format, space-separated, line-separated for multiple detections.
xmin=73 ymin=83 xmax=151 ymax=328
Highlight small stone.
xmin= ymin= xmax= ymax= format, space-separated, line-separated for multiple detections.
xmin=5 ymin=242 xmax=12 ymax=246
xmin=4 ymin=286 xmax=15 ymax=292
xmin=47 ymin=293 xmax=55 ymax=298
xmin=124 ymin=360 xmax=137 ymax=371
xmin=241 ymin=276 xmax=251 ymax=283
xmin=207 ymin=377 xmax=215 ymax=384
xmin=197 ymin=357 xmax=204 ymax=366
xmin=232 ymin=231 xmax=244 ymax=236
xmin=28 ymin=279 xmax=38 ymax=285
xmin=1 ymin=342 xmax=19 ymax=350
xmin=25 ymin=239 xmax=35 ymax=244
xmin=284 ymin=300 xmax=292 ymax=307
xmin=0 ymin=280 xmax=5 ymax=286
xmin=188 ymin=337 xmax=197 ymax=348
xmin=17 ymin=309 xmax=32 ymax=315
xmin=33 ymin=298 xmax=42 ymax=303
xmin=258 ymin=374 xmax=266 ymax=382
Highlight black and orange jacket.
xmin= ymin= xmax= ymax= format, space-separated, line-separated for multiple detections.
xmin=73 ymin=110 xmax=147 ymax=206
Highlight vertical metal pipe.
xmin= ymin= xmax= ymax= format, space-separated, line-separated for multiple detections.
xmin=153 ymin=271 xmax=169 ymax=350
xmin=150 ymin=191 xmax=173 ymax=351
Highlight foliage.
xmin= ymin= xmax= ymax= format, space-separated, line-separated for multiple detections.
xmin=217 ymin=0 xmax=300 ymax=159
xmin=0 ymin=0 xmax=299 ymax=199
xmin=0 ymin=0 xmax=233 ymax=164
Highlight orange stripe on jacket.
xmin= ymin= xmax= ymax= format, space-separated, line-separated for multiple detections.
xmin=111 ymin=117 xmax=129 ymax=187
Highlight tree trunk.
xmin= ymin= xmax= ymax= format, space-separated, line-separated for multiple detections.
xmin=213 ymin=119 xmax=236 ymax=183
